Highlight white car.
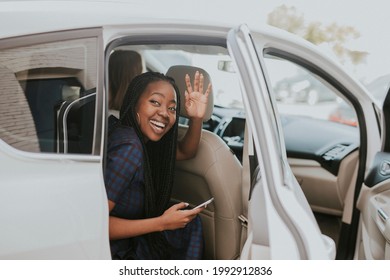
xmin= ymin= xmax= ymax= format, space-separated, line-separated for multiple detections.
xmin=0 ymin=0 xmax=387 ymax=260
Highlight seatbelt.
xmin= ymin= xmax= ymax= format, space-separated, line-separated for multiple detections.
xmin=239 ymin=122 xmax=255 ymax=251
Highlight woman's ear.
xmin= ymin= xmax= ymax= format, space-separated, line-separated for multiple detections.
xmin=136 ymin=112 xmax=140 ymax=125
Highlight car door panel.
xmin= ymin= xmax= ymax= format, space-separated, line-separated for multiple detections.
xmin=357 ymin=152 xmax=390 ymax=259
xmin=0 ymin=145 xmax=109 ymax=259
xmin=356 ymin=85 xmax=390 ymax=260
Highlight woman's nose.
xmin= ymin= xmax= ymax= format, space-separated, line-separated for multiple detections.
xmin=158 ymin=107 xmax=169 ymax=118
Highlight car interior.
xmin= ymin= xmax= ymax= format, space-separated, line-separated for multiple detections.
xmin=267 ymin=54 xmax=364 ymax=259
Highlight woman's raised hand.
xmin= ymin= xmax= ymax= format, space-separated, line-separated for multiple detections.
xmin=184 ymin=71 xmax=211 ymax=120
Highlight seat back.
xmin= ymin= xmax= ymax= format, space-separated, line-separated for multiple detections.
xmin=166 ymin=65 xmax=243 ymax=259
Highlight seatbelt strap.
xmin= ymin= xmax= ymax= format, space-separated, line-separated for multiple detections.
xmin=240 ymin=122 xmax=254 ymax=249
xmin=241 ymin=123 xmax=252 ymax=218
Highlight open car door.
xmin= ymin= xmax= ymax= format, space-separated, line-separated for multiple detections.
xmin=227 ymin=24 xmax=333 ymax=259
xmin=357 ymin=88 xmax=390 ymax=259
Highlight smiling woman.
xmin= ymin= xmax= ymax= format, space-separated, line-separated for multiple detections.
xmin=104 ymin=72 xmax=211 ymax=259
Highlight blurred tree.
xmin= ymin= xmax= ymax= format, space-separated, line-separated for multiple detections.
xmin=267 ymin=5 xmax=368 ymax=65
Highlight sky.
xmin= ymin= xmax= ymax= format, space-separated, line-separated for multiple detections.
xmin=248 ymin=0 xmax=390 ymax=84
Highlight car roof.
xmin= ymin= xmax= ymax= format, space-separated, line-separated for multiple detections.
xmin=0 ymin=0 xmax=323 ymax=55
xmin=0 ymin=0 xmax=266 ymax=38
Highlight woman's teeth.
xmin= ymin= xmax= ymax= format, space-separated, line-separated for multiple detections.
xmin=150 ymin=120 xmax=166 ymax=129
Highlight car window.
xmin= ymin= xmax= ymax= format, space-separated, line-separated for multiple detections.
xmin=264 ymin=55 xmax=358 ymax=127
xmin=0 ymin=37 xmax=97 ymax=153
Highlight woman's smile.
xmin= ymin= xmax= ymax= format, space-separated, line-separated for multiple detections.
xmin=149 ymin=119 xmax=167 ymax=133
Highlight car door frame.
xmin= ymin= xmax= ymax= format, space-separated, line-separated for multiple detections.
xmin=227 ymin=24 xmax=332 ymax=259
xmin=356 ymin=87 xmax=390 ymax=259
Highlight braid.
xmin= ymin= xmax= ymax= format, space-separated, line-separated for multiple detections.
xmin=120 ymin=72 xmax=180 ymax=259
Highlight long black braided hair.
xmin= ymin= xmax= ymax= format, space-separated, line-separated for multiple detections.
xmin=119 ymin=71 xmax=180 ymax=259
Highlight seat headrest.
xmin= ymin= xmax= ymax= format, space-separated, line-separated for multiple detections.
xmin=166 ymin=65 xmax=214 ymax=121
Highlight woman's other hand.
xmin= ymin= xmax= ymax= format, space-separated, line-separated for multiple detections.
xmin=159 ymin=202 xmax=203 ymax=231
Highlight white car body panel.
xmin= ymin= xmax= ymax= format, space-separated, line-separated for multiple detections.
xmin=0 ymin=142 xmax=110 ymax=259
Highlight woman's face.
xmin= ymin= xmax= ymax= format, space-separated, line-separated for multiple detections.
xmin=135 ymin=80 xmax=177 ymax=142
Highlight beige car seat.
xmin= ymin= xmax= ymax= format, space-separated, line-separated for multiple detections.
xmin=166 ymin=65 xmax=243 ymax=259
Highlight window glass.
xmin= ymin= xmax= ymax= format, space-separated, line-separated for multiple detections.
xmin=264 ymin=55 xmax=358 ymax=127
xmin=0 ymin=37 xmax=97 ymax=153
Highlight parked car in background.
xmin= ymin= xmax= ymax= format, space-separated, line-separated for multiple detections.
xmin=274 ymin=72 xmax=337 ymax=105
xmin=0 ymin=0 xmax=389 ymax=261
xmin=329 ymin=74 xmax=390 ymax=126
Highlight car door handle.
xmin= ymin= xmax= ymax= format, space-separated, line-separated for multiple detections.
xmin=378 ymin=208 xmax=389 ymax=222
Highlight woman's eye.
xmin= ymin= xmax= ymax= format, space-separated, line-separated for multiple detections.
xmin=168 ymin=107 xmax=177 ymax=112
xmin=150 ymin=100 xmax=160 ymax=106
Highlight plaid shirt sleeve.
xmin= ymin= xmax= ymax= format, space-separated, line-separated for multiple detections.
xmin=104 ymin=137 xmax=143 ymax=204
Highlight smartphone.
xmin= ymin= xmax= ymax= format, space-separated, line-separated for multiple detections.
xmin=193 ymin=197 xmax=214 ymax=209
